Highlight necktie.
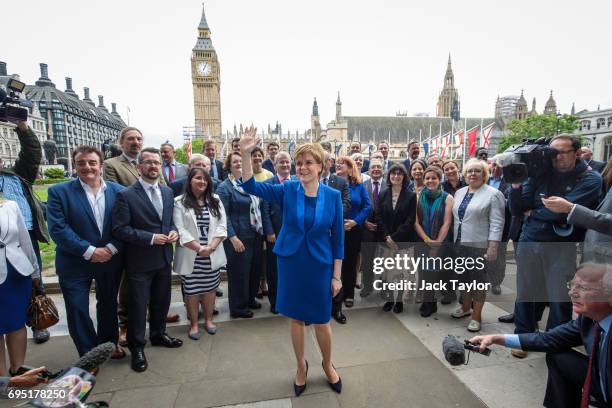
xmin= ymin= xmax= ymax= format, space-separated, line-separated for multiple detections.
xmin=582 ymin=322 xmax=602 ymax=408
xmin=149 ymin=186 xmax=163 ymax=220
xmin=168 ymin=165 xmax=175 ymax=183
xmin=373 ymin=181 xmax=379 ymax=209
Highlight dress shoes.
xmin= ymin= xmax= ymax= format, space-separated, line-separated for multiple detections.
xmin=150 ymin=334 xmax=183 ymax=348
xmin=249 ymin=301 xmax=262 ymax=309
xmin=130 ymin=348 xmax=148 ymax=372
xmin=359 ymin=289 xmax=371 ymax=298
xmin=294 ymin=360 xmax=308 ymax=397
xmin=231 ymin=310 xmax=254 ymax=318
xmin=382 ymin=301 xmax=394 ymax=312
xmin=333 ymin=311 xmax=347 ymax=324
xmin=498 ymin=313 xmax=515 ymax=323
xmin=393 ymin=302 xmax=403 ymax=314
xmin=32 ymin=328 xmax=50 ymax=344
xmin=323 ymin=362 xmax=342 ymax=394
xmin=165 ymin=314 xmax=180 ymax=323
xmin=216 ymin=289 xmax=223 ymax=297
xmin=419 ymin=302 xmax=437 ymax=317
xmin=491 ymin=285 xmax=502 ymax=295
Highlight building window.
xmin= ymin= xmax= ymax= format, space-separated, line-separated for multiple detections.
xmin=597 ymin=118 xmax=606 ymax=129
xmin=608 ymin=117 xmax=612 ymax=127
xmin=581 ymin=120 xmax=591 ymax=131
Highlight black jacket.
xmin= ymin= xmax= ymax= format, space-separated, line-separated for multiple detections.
xmin=375 ymin=186 xmax=417 ymax=242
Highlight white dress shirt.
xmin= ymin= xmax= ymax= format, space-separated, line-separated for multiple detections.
xmin=79 ymin=179 xmax=118 ymax=260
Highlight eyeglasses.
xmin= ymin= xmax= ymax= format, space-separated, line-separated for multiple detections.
xmin=141 ymin=160 xmax=161 ymax=166
xmin=566 ymin=280 xmax=600 ymax=292
xmin=466 ymin=168 xmax=483 ymax=174
xmin=556 ymin=149 xmax=575 ymax=156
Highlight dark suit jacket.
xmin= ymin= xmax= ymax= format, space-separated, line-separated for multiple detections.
xmin=241 ymin=177 xmax=344 ymax=264
xmin=211 ymin=159 xmax=227 ymax=180
xmin=162 ymin=161 xmax=187 ymax=184
xmin=326 ymin=174 xmax=351 ymax=216
xmin=588 ymin=159 xmax=606 ymax=174
xmin=262 ymin=159 xmax=276 ymax=175
xmin=375 ymin=186 xmax=417 ymax=242
xmin=262 ymin=175 xmax=296 ymax=235
xmin=111 ymin=181 xmax=176 ymax=273
xmin=363 ymin=177 xmax=387 ymax=242
xmin=47 ymin=179 xmax=124 ymax=274
xmin=169 ymin=176 xmax=219 ymax=197
xmin=519 ymin=315 xmax=612 ymax=403
xmin=0 ymin=127 xmax=48 ymax=243
xmin=492 ymin=177 xmax=513 ymax=242
xmin=216 ymin=178 xmax=271 ymax=239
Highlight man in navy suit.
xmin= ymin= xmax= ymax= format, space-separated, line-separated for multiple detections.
xmin=112 ymin=147 xmax=183 ymax=373
xmin=262 ymin=151 xmax=295 ymax=314
xmin=262 ymin=141 xmax=280 ymax=174
xmin=203 ymin=140 xmax=227 ymax=180
xmin=47 ymin=146 xmax=125 ymax=358
xmin=471 ymin=263 xmax=612 ymax=408
xmin=169 ymin=154 xmax=219 ymax=197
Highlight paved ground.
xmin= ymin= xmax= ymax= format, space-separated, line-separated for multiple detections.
xmin=1 ymin=261 xmax=550 ymax=408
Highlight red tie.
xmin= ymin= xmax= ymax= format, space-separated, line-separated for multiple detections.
xmin=581 ymin=322 xmax=601 ymax=408
xmin=168 ymin=165 xmax=174 ymax=183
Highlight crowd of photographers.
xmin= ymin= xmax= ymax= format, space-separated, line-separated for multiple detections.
xmin=2 ymin=118 xmax=612 ymax=406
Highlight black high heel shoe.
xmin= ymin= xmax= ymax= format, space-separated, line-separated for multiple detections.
xmin=294 ymin=360 xmax=309 ymax=397
xmin=322 ymin=362 xmax=342 ymax=394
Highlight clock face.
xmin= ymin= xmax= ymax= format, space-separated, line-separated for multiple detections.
xmin=197 ymin=62 xmax=212 ymax=77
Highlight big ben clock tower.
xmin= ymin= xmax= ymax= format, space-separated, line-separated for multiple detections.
xmin=191 ymin=4 xmax=222 ymax=139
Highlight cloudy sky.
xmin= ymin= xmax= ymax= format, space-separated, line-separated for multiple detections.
xmin=4 ymin=0 xmax=611 ymax=147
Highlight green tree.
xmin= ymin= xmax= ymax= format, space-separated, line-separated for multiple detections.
xmin=44 ymin=168 xmax=65 ymax=179
xmin=496 ymin=114 xmax=579 ymax=153
xmin=175 ymin=139 xmax=204 ymax=164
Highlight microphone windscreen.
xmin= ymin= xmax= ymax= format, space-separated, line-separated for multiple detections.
xmin=73 ymin=342 xmax=115 ymax=371
xmin=442 ymin=335 xmax=465 ymax=366
xmin=493 ymin=152 xmax=520 ymax=167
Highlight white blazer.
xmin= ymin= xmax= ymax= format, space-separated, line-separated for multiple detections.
xmin=452 ymin=184 xmax=506 ymax=249
xmin=0 ymin=200 xmax=40 ymax=284
xmin=173 ymin=194 xmax=228 ymax=275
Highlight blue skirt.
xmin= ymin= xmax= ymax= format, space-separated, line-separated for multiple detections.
xmin=0 ymin=262 xmax=32 ymax=335
xmin=276 ymin=242 xmax=332 ymax=324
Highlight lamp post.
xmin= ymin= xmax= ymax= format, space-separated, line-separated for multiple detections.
xmin=556 ymin=110 xmax=562 ymax=135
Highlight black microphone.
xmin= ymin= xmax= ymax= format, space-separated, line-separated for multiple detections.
xmin=442 ymin=335 xmax=465 ymax=366
xmin=73 ymin=342 xmax=115 ymax=371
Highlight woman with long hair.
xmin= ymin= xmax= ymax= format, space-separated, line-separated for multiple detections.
xmin=173 ymin=168 xmax=227 ymax=338
xmin=334 ymin=156 xmax=371 ymax=315
xmin=239 ymin=128 xmax=344 ymax=396
xmin=414 ymin=166 xmax=454 ymax=317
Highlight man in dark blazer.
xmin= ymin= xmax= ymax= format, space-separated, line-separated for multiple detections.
xmin=349 ymin=141 xmax=370 ymax=173
xmin=262 ymin=141 xmax=280 ymax=174
xmin=112 ymin=147 xmax=183 ymax=373
xmin=160 ymin=142 xmax=188 ymax=184
xmin=360 ymin=159 xmax=386 ymax=297
xmin=377 ymin=141 xmax=395 ymax=172
xmin=321 ymin=152 xmax=351 ymax=216
xmin=203 ymin=140 xmax=227 ymax=180
xmin=47 ymin=146 xmax=125 ymax=358
xmin=402 ymin=141 xmax=420 ymax=171
xmin=262 ymin=152 xmax=296 ymax=314
xmin=169 ymin=154 xmax=219 ymax=197
xmin=582 ymin=147 xmax=606 ymax=173
xmin=471 ymin=263 xmax=612 ymax=408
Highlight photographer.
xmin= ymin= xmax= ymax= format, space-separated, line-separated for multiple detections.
xmin=0 ymin=367 xmax=47 ymax=397
xmin=0 ymin=120 xmax=51 ymax=344
xmin=509 ymin=134 xmax=601 ymax=357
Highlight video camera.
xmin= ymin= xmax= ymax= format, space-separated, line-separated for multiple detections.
xmin=495 ymin=138 xmax=558 ymax=183
xmin=0 ymin=77 xmax=32 ymax=123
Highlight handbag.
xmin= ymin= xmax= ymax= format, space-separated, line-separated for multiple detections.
xmin=27 ymin=287 xmax=59 ymax=330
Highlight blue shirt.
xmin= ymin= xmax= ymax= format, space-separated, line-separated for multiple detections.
xmin=346 ymin=183 xmax=371 ymax=226
xmin=488 ymin=176 xmax=502 ymax=190
xmin=0 ymin=174 xmax=33 ymax=229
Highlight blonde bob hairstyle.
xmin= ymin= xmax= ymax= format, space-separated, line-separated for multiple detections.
xmin=462 ymin=158 xmax=490 ymax=184
xmin=293 ymin=143 xmax=325 ymax=177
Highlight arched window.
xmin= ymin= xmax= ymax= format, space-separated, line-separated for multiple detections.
xmin=597 ymin=118 xmax=606 ymax=129
xmin=581 ymin=120 xmax=591 ymax=131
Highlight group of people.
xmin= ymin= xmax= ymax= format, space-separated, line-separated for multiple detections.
xmin=2 ymin=119 xmax=612 ymax=406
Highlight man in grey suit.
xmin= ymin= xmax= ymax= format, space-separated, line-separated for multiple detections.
xmin=160 ymin=143 xmax=187 ymax=184
xmin=321 ymin=152 xmax=351 ymax=215
xmin=360 ymin=159 xmax=387 ymax=297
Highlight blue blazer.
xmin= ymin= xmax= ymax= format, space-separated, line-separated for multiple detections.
xmin=241 ymin=176 xmax=344 ymax=264
xmin=111 ymin=181 xmax=176 ymax=273
xmin=47 ymin=179 xmax=124 ymax=275
xmin=262 ymin=175 xmax=297 ymax=235
xmin=216 ymin=178 xmax=271 ymax=239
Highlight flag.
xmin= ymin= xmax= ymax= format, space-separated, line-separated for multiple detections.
xmin=440 ymin=132 xmax=451 ymax=157
xmin=480 ymin=123 xmax=494 ymax=148
xmin=423 ymin=142 xmax=429 ymax=156
xmin=288 ymin=140 xmax=296 ymax=155
xmin=468 ymin=127 xmax=478 ymax=157
xmin=186 ymin=137 xmax=192 ymax=160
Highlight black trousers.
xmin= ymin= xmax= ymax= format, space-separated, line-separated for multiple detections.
xmin=225 ymin=235 xmax=263 ymax=314
xmin=360 ymin=228 xmax=380 ymax=294
xmin=544 ymin=350 xmax=606 ymax=408
xmin=341 ymin=225 xmax=362 ymax=301
xmin=126 ymin=265 xmax=172 ymax=348
xmin=265 ymin=241 xmax=278 ymax=309
xmin=488 ymin=241 xmax=508 ymax=287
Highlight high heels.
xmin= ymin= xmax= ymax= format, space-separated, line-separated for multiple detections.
xmin=322 ymin=362 xmax=342 ymax=394
xmin=294 ymin=359 xmax=309 ymax=397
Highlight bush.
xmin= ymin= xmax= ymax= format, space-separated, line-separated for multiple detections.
xmin=44 ymin=168 xmax=65 ymax=179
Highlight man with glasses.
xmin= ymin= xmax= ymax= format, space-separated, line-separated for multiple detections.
xmin=508 ymin=134 xmax=602 ymax=358
xmin=470 ymin=263 xmax=612 ymax=408
xmin=112 ymin=147 xmax=183 ymax=372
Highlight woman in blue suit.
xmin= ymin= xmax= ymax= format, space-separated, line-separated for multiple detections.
xmin=239 ymin=127 xmax=344 ymax=396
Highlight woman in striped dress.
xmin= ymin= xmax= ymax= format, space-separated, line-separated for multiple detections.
xmin=174 ymin=168 xmax=228 ymax=339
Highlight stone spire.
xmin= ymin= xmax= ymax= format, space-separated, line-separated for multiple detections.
xmin=515 ymin=89 xmax=528 ymax=120
xmin=530 ymin=97 xmax=537 ymax=115
xmin=199 ymin=3 xmax=209 ymax=30
xmin=312 ymin=97 xmax=319 ymax=116
xmin=335 ymin=91 xmax=342 ymax=122
xmin=436 ymin=53 xmax=459 ymax=117
xmin=544 ymin=90 xmax=557 ymax=115
xmin=571 ymin=102 xmax=575 ymax=116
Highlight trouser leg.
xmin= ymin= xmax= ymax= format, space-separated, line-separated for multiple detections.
xmin=58 ymin=272 xmax=96 ymax=356
xmin=148 ymin=266 xmax=172 ymax=340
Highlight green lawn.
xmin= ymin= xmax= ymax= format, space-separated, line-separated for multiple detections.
xmin=33 ymin=185 xmax=55 ymax=274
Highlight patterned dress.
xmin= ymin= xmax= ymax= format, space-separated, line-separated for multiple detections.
xmin=181 ymin=206 xmax=221 ymax=296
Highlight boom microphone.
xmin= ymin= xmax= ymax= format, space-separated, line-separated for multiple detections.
xmin=73 ymin=342 xmax=115 ymax=372
xmin=442 ymin=335 xmax=465 ymax=366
